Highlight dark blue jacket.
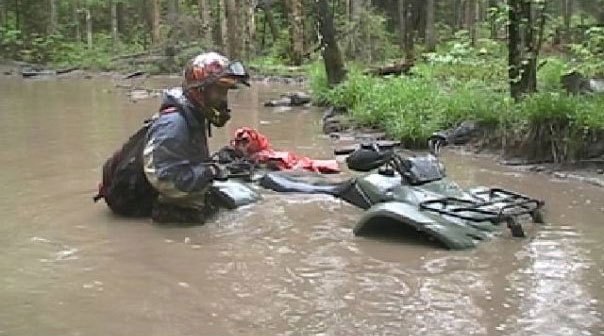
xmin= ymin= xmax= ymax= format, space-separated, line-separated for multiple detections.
xmin=143 ymin=88 xmax=215 ymax=199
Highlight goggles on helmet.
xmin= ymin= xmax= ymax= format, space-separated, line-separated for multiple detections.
xmin=185 ymin=61 xmax=250 ymax=91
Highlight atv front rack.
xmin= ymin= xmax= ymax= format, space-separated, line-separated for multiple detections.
xmin=419 ymin=188 xmax=544 ymax=225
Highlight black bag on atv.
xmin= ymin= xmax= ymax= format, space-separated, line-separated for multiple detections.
xmin=345 ymin=148 xmax=393 ymax=172
xmin=390 ymin=155 xmax=445 ymax=185
xmin=93 ymin=120 xmax=158 ymax=217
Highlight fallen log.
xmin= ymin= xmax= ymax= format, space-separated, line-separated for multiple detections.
xmin=364 ymin=62 xmax=414 ymax=76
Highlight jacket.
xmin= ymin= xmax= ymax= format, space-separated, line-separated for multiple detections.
xmin=143 ymin=87 xmax=216 ymax=199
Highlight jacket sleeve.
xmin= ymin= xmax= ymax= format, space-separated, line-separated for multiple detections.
xmin=143 ymin=114 xmax=215 ymax=198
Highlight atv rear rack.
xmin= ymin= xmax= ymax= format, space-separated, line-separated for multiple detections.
xmin=419 ymin=188 xmax=544 ymax=224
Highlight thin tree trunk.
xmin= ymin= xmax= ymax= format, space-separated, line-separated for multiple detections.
xmin=425 ymin=0 xmax=435 ymax=51
xmin=563 ymin=0 xmax=573 ymax=42
xmin=49 ymin=0 xmax=58 ymax=34
xmin=316 ymin=0 xmax=346 ymax=85
xmin=465 ymin=0 xmax=477 ymax=46
xmin=489 ymin=0 xmax=498 ymax=39
xmin=225 ymin=0 xmax=240 ymax=59
xmin=509 ymin=0 xmax=522 ymax=100
xmin=149 ymin=0 xmax=161 ymax=45
xmin=246 ymin=1 xmax=256 ymax=58
xmin=15 ymin=0 xmax=20 ymax=31
xmin=416 ymin=0 xmax=426 ymax=41
xmin=111 ymin=0 xmax=119 ymax=46
xmin=167 ymin=0 xmax=179 ymax=21
xmin=261 ymin=4 xmax=279 ymax=43
xmin=287 ymin=0 xmax=304 ymax=65
xmin=197 ymin=0 xmax=211 ymax=33
xmin=348 ymin=0 xmax=362 ymax=58
xmin=84 ymin=8 xmax=92 ymax=49
xmin=0 ymin=0 xmax=5 ymax=28
xmin=520 ymin=0 xmax=537 ymax=94
xmin=399 ymin=0 xmax=414 ymax=62
xmin=117 ymin=2 xmax=125 ymax=35
xmin=455 ymin=0 xmax=463 ymax=30
xmin=74 ymin=0 xmax=81 ymax=42
xmin=398 ymin=0 xmax=406 ymax=50
xmin=219 ymin=0 xmax=228 ymax=50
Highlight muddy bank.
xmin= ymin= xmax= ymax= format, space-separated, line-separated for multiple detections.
xmin=321 ymin=106 xmax=604 ymax=188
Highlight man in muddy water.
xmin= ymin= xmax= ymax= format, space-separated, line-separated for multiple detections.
xmin=143 ymin=52 xmax=250 ymax=223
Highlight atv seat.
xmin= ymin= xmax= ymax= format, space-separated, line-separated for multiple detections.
xmin=259 ymin=171 xmax=374 ymax=209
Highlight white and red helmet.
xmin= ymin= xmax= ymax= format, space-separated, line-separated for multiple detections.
xmin=183 ymin=52 xmax=249 ymax=92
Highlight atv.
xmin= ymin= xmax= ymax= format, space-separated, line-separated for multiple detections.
xmin=218 ymin=141 xmax=545 ymax=250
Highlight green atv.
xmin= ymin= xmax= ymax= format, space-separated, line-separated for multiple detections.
xmin=217 ymin=144 xmax=545 ymax=250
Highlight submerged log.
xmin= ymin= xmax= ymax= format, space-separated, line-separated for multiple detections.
xmin=264 ymin=92 xmax=311 ymax=107
xmin=21 ymin=67 xmax=79 ymax=78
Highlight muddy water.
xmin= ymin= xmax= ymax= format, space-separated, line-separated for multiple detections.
xmin=0 ymin=76 xmax=602 ymax=336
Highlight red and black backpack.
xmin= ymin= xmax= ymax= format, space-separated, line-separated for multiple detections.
xmin=93 ymin=107 xmax=179 ymax=217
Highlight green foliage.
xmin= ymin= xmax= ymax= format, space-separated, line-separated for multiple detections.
xmin=421 ymin=32 xmax=507 ymax=84
xmin=310 ymin=62 xmax=604 ymax=152
xmin=537 ymin=57 xmax=568 ymax=91
xmin=337 ymin=6 xmax=401 ymax=63
xmin=0 ymin=25 xmax=144 ymax=70
xmin=310 ymin=66 xmax=507 ymax=143
xmin=568 ymin=27 xmax=604 ymax=76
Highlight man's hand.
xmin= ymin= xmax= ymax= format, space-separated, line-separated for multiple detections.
xmin=209 ymin=163 xmax=229 ymax=181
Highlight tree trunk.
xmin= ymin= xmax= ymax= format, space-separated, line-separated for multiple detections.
xmin=74 ymin=0 xmax=81 ymax=42
xmin=237 ymin=0 xmax=256 ymax=60
xmin=246 ymin=0 xmax=256 ymax=58
xmin=465 ymin=0 xmax=477 ymax=46
xmin=563 ymin=0 xmax=573 ymax=42
xmin=149 ymin=0 xmax=161 ymax=44
xmin=197 ymin=0 xmax=211 ymax=35
xmin=14 ymin=0 xmax=19 ymax=31
xmin=399 ymin=0 xmax=414 ymax=63
xmin=49 ymin=0 xmax=58 ymax=34
xmin=117 ymin=2 xmax=126 ymax=40
xmin=0 ymin=0 xmax=5 ymax=29
xmin=316 ymin=0 xmax=346 ymax=85
xmin=167 ymin=0 xmax=179 ymax=21
xmin=455 ymin=0 xmax=463 ymax=30
xmin=489 ymin=0 xmax=498 ymax=39
xmin=287 ymin=0 xmax=304 ymax=65
xmin=416 ymin=0 xmax=426 ymax=41
xmin=508 ymin=0 xmax=538 ymax=100
xmin=110 ymin=0 xmax=119 ymax=46
xmin=85 ymin=8 xmax=92 ymax=49
xmin=425 ymin=0 xmax=435 ymax=51
xmin=260 ymin=3 xmax=279 ymax=44
xmin=509 ymin=0 xmax=522 ymax=100
xmin=398 ymin=0 xmax=406 ymax=50
xmin=225 ymin=0 xmax=240 ymax=59
xmin=520 ymin=0 xmax=537 ymax=94
xmin=218 ymin=0 xmax=228 ymax=50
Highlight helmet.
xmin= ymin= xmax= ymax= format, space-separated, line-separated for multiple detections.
xmin=182 ymin=52 xmax=250 ymax=127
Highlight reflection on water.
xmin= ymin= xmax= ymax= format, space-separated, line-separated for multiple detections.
xmin=0 ymin=77 xmax=602 ymax=336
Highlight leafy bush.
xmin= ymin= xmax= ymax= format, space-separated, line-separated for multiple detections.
xmin=569 ymin=26 xmax=604 ymax=76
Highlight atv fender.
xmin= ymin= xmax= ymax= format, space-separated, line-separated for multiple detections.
xmin=354 ymin=201 xmax=494 ymax=250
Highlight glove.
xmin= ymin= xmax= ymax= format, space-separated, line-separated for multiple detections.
xmin=209 ymin=163 xmax=229 ymax=181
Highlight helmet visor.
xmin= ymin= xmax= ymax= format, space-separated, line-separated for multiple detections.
xmin=185 ymin=61 xmax=250 ymax=90
xmin=225 ymin=61 xmax=250 ymax=86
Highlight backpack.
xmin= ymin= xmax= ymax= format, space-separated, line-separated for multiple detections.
xmin=94 ymin=108 xmax=178 ymax=217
